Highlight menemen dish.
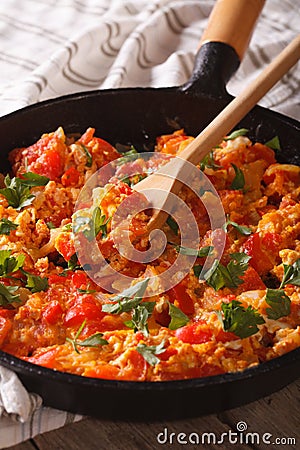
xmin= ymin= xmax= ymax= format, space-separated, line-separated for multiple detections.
xmin=0 ymin=127 xmax=299 ymax=381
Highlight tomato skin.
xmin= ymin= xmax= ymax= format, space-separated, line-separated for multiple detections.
xmin=14 ymin=133 xmax=66 ymax=181
xmin=216 ymin=330 xmax=238 ymax=343
xmin=64 ymin=295 xmax=104 ymax=327
xmin=71 ymin=271 xmax=88 ymax=289
xmin=129 ymin=217 xmax=148 ymax=237
xmin=239 ymin=266 xmax=266 ymax=292
xmin=42 ymin=301 xmax=63 ymax=325
xmin=84 ymin=349 xmax=147 ymax=381
xmin=159 ymin=347 xmax=178 ymax=361
xmin=61 ymin=167 xmax=80 ymax=187
xmin=0 ymin=309 xmax=15 ymax=319
xmin=121 ymin=349 xmax=147 ymax=381
xmin=24 ymin=348 xmax=59 ymax=369
xmin=157 ymin=130 xmax=189 ymax=155
xmin=48 ymin=273 xmax=68 ymax=284
xmin=0 ymin=316 xmax=12 ymax=346
xmin=39 ymin=149 xmax=63 ymax=180
xmin=55 ymin=232 xmax=76 ymax=262
xmin=98 ymin=238 xmax=115 ymax=259
xmin=167 ymin=281 xmax=195 ymax=315
xmin=117 ymin=181 xmax=134 ymax=196
xmin=78 ymin=128 xmax=120 ymax=164
xmin=175 ymin=320 xmax=212 ymax=344
xmin=85 ymin=364 xmax=120 ymax=379
xmin=242 ymin=233 xmax=273 ymax=274
xmin=261 ymin=232 xmax=282 ymax=254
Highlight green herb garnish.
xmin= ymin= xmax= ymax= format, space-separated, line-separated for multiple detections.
xmin=102 ymin=278 xmax=150 ymax=314
xmin=115 ymin=147 xmax=138 ymax=166
xmin=218 ymin=300 xmax=265 ymax=338
xmin=223 ymin=219 xmax=252 ymax=236
xmin=62 ymin=223 xmax=72 ymax=231
xmin=279 ymin=259 xmax=300 ymax=288
xmin=0 ymin=172 xmax=49 ymax=210
xmin=204 ymin=253 xmax=250 ymax=291
xmin=170 ymin=243 xmax=214 ymax=258
xmin=46 ymin=221 xmax=56 ymax=230
xmin=224 ymin=128 xmax=249 ymax=141
xmin=0 ymin=250 xmax=25 ymax=277
xmin=73 ymin=207 xmax=110 ymax=241
xmin=124 ymin=302 xmax=155 ymax=336
xmin=21 ymin=270 xmax=48 ymax=293
xmin=0 ymin=283 xmax=21 ymax=306
xmin=80 ymin=144 xmax=93 ymax=167
xmin=168 ymin=302 xmax=189 ymax=330
xmin=122 ymin=173 xmax=147 ymax=187
xmin=265 ymin=288 xmax=291 ymax=320
xmin=193 ymin=264 xmax=203 ymax=278
xmin=265 ymin=136 xmax=281 ymax=151
xmin=166 ymin=216 xmax=179 ymax=235
xmin=77 ymin=284 xmax=96 ymax=294
xmin=66 ymin=320 xmax=108 ymax=354
xmin=67 ymin=254 xmax=81 ymax=271
xmin=136 ymin=340 xmax=165 ymax=366
xmin=0 ymin=218 xmax=18 ymax=235
xmin=200 ymin=150 xmax=220 ymax=171
xmin=230 ymin=164 xmax=245 ymax=190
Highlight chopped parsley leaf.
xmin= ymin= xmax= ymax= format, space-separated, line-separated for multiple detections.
xmin=218 ymin=300 xmax=265 ymax=338
xmin=265 ymin=288 xmax=291 ymax=320
xmin=136 ymin=340 xmax=165 ymax=366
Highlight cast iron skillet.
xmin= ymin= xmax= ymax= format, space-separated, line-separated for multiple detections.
xmin=0 ymin=1 xmax=299 ymax=419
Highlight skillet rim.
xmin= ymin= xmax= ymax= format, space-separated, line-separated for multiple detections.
xmin=0 ymin=83 xmax=299 ymax=417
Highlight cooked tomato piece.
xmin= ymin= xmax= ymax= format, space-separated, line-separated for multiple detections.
xmin=98 ymin=238 xmax=116 ymax=259
xmin=242 ymin=233 xmax=273 ymax=274
xmin=216 ymin=330 xmax=238 ymax=343
xmin=261 ymin=232 xmax=282 ymax=254
xmin=48 ymin=273 xmax=71 ymax=284
xmin=175 ymin=320 xmax=212 ymax=344
xmin=78 ymin=128 xmax=120 ymax=165
xmin=42 ymin=301 xmax=63 ymax=325
xmin=248 ymin=143 xmax=276 ymax=165
xmin=12 ymin=133 xmax=66 ymax=181
xmin=167 ymin=281 xmax=195 ymax=315
xmin=85 ymin=364 xmax=120 ymax=379
xmin=239 ymin=266 xmax=266 ymax=292
xmin=85 ymin=349 xmax=147 ymax=381
xmin=117 ymin=181 xmax=134 ymax=196
xmin=71 ymin=271 xmax=88 ymax=289
xmin=61 ymin=167 xmax=80 ymax=187
xmin=24 ymin=348 xmax=59 ymax=369
xmin=0 ymin=309 xmax=15 ymax=319
xmin=129 ymin=216 xmax=148 ymax=237
xmin=55 ymin=232 xmax=76 ymax=262
xmin=157 ymin=129 xmax=190 ymax=155
xmin=159 ymin=347 xmax=178 ymax=361
xmin=120 ymin=349 xmax=148 ymax=381
xmin=39 ymin=149 xmax=64 ymax=180
xmin=64 ymin=295 xmax=104 ymax=327
xmin=0 ymin=316 xmax=12 ymax=346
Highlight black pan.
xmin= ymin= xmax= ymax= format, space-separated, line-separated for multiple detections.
xmin=0 ymin=1 xmax=299 ymax=420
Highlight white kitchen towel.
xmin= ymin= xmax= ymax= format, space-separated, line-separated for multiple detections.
xmin=0 ymin=0 xmax=299 ymax=447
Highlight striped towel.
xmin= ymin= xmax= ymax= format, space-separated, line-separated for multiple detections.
xmin=0 ymin=0 xmax=299 ymax=447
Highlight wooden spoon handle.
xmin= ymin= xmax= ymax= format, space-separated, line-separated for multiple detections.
xmin=181 ymin=34 xmax=300 ymax=166
xmin=199 ymin=0 xmax=265 ymax=60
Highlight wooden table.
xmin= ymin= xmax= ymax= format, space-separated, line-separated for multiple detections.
xmin=7 ymin=378 xmax=299 ymax=450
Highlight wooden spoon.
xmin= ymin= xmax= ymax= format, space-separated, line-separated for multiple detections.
xmin=133 ymin=34 xmax=300 ymax=232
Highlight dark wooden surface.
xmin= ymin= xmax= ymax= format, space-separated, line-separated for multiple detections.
xmin=6 ymin=378 xmax=299 ymax=450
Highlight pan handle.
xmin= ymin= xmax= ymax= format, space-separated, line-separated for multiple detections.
xmin=182 ymin=0 xmax=265 ymax=97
